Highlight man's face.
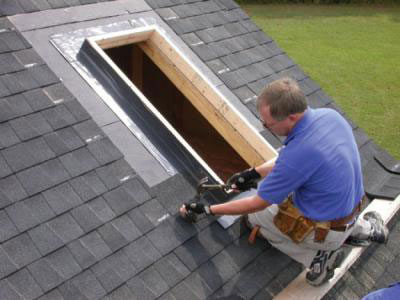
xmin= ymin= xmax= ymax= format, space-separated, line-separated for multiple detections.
xmin=259 ymin=105 xmax=291 ymax=137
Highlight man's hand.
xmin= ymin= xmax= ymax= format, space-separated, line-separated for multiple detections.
xmin=227 ymin=168 xmax=261 ymax=192
xmin=183 ymin=202 xmax=213 ymax=216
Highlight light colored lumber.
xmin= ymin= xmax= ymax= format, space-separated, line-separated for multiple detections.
xmin=94 ymin=28 xmax=154 ymax=50
xmin=139 ymin=30 xmax=277 ymax=167
xmin=274 ymin=195 xmax=400 ymax=300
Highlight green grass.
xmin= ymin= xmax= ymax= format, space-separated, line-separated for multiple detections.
xmin=241 ymin=4 xmax=400 ymax=160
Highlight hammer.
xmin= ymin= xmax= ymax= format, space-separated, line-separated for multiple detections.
xmin=180 ymin=177 xmax=231 ymax=223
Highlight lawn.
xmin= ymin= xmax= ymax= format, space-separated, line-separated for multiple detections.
xmin=241 ymin=4 xmax=400 ymax=160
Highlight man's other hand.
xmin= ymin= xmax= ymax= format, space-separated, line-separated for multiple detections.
xmin=227 ymin=168 xmax=261 ymax=192
xmin=183 ymin=202 xmax=213 ymax=215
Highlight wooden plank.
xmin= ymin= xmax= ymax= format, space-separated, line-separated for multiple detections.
xmin=274 ymin=195 xmax=400 ymax=300
xmin=138 ymin=31 xmax=276 ymax=167
xmin=94 ymin=29 xmax=153 ymax=50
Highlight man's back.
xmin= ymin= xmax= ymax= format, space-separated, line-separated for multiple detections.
xmin=258 ymin=108 xmax=364 ymax=221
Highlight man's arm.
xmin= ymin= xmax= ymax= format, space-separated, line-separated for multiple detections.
xmin=209 ymin=194 xmax=270 ymax=216
xmin=255 ymin=157 xmax=277 ymax=178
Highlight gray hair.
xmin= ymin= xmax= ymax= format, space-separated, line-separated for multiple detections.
xmin=257 ymin=77 xmax=307 ymax=121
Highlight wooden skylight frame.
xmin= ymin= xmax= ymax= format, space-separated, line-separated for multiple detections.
xmin=86 ymin=25 xmax=277 ymax=184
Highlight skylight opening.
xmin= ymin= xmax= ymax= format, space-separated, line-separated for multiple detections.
xmin=86 ymin=26 xmax=277 ymax=184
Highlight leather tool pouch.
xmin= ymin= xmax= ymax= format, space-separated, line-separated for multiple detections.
xmin=273 ymin=198 xmax=316 ymax=244
xmin=314 ymin=222 xmax=330 ymax=243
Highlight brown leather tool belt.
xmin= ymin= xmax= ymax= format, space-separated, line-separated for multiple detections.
xmin=273 ymin=195 xmax=364 ymax=244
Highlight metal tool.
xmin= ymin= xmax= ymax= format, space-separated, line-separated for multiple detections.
xmin=196 ymin=176 xmax=230 ymax=197
xmin=180 ymin=176 xmax=230 ymax=223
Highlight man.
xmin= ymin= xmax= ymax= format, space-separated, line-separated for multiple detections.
xmin=181 ymin=77 xmax=388 ymax=286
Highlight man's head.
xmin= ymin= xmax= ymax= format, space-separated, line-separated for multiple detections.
xmin=257 ymin=77 xmax=307 ymax=136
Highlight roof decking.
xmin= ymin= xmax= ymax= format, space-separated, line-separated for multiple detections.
xmin=0 ymin=0 xmax=399 ymax=299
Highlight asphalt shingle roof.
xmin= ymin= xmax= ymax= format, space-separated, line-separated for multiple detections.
xmin=0 ymin=0 xmax=399 ymax=299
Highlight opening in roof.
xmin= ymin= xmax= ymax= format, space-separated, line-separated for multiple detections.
xmin=105 ymin=44 xmax=250 ymax=181
xmin=88 ymin=27 xmax=277 ymax=184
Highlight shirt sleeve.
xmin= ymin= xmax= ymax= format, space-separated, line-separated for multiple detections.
xmin=257 ymin=158 xmax=307 ymax=204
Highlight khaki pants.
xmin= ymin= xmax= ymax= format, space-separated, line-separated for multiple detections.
xmin=248 ymin=205 xmax=372 ymax=268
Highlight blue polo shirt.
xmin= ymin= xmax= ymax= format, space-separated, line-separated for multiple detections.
xmin=258 ymin=107 xmax=364 ymax=221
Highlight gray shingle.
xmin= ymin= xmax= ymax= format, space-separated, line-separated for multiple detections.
xmin=146 ymin=221 xmax=185 ymax=255
xmin=2 ymin=233 xmax=41 ymax=268
xmin=41 ymin=104 xmax=78 ymax=130
xmin=217 ymin=0 xmax=239 ymax=10
xmin=0 ymin=30 xmax=26 ymax=52
xmin=23 ymin=88 xmax=55 ymax=113
xmin=28 ymin=257 xmax=64 ymax=292
xmin=87 ymin=137 xmax=123 ymax=165
xmin=0 ymin=0 xmax=24 ymax=15
xmin=0 ymin=279 xmax=24 ymax=300
xmin=151 ymin=174 xmax=195 ymax=215
xmin=103 ymin=183 xmax=140 ymax=216
xmin=136 ymin=198 xmax=168 ymax=227
xmin=91 ymin=250 xmax=137 ymax=292
xmin=2 ymin=137 xmax=55 ymax=172
xmin=97 ymin=222 xmax=129 ymax=252
xmin=0 ymin=209 xmax=19 ymax=242
xmin=6 ymin=198 xmax=49 ymax=232
xmin=68 ymin=231 xmax=111 ymax=269
xmin=17 ymin=158 xmax=71 ymax=195
xmin=42 ymin=182 xmax=82 ymax=215
xmin=28 ymin=223 xmax=64 ymax=256
xmin=154 ymin=253 xmax=190 ymax=287
xmin=0 ymin=76 xmax=10 ymax=97
xmin=126 ymin=268 xmax=168 ymax=300
xmin=60 ymin=147 xmax=100 ymax=177
xmin=123 ymin=235 xmax=161 ymax=272
xmin=191 ymin=43 xmax=219 ymax=61
xmin=174 ymin=222 xmax=232 ymax=271
xmin=128 ymin=206 xmax=155 ymax=234
xmin=225 ymin=22 xmax=249 ymax=36
xmin=0 ymin=175 xmax=27 ymax=205
xmin=0 ymin=246 xmax=18 ymax=279
xmin=86 ymin=196 xmax=116 ymax=223
xmin=71 ymin=202 xmax=105 ymax=233
xmin=0 ymin=94 xmax=33 ymax=122
xmin=111 ymin=214 xmax=142 ymax=243
xmin=0 ymin=52 xmax=24 ymax=74
xmin=14 ymin=48 xmax=44 ymax=67
xmin=7 ymin=268 xmax=43 ymax=300
xmin=44 ymin=126 xmax=84 ymax=156
xmin=197 ymin=26 xmax=231 ymax=43
xmin=73 ymin=119 xmax=104 ymax=142
xmin=0 ymin=73 xmax=25 ymax=95
xmin=13 ymin=69 xmax=41 ymax=91
xmin=196 ymin=1 xmax=221 ymax=14
xmin=28 ymin=64 xmax=59 ymax=87
xmin=206 ymin=58 xmax=229 ymax=74
xmin=107 ymin=284 xmax=136 ymax=300
xmin=48 ymin=213 xmax=84 ymax=244
xmin=58 ymin=270 xmax=106 ymax=300
xmin=64 ymin=100 xmax=90 ymax=122
xmin=0 ymin=153 xmax=12 ymax=178
xmin=46 ymin=247 xmax=82 ymax=280
xmin=96 ymin=159 xmax=135 ymax=189
xmin=69 ymin=171 xmax=107 ymax=202
xmin=9 ymin=112 xmax=52 ymax=142
xmin=172 ymin=4 xmax=202 ymax=18
xmin=44 ymin=83 xmax=75 ymax=103
xmin=0 ymin=122 xmax=20 ymax=149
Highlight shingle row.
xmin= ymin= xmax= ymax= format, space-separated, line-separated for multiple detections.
xmin=0 ymin=0 xmax=117 ymax=17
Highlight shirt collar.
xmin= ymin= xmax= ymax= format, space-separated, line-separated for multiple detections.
xmin=283 ymin=107 xmax=313 ymax=145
